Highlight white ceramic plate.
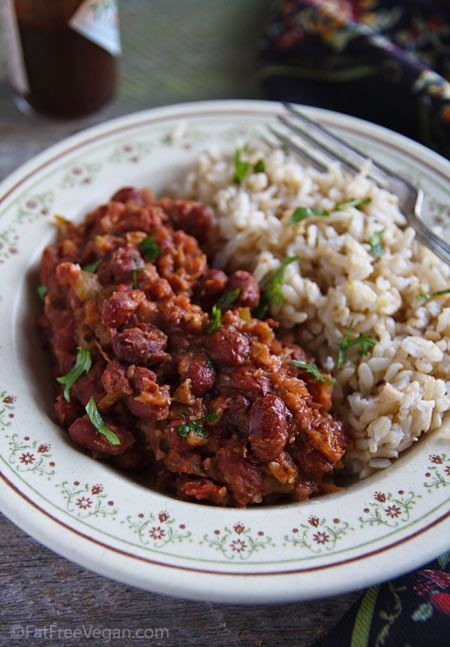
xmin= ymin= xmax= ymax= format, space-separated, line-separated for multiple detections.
xmin=0 ymin=100 xmax=449 ymax=604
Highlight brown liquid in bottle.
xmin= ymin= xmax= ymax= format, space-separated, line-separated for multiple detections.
xmin=13 ymin=0 xmax=118 ymax=118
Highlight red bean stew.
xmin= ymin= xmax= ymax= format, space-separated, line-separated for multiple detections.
xmin=38 ymin=187 xmax=353 ymax=507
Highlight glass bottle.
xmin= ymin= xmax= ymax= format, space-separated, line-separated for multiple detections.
xmin=0 ymin=0 xmax=121 ymax=118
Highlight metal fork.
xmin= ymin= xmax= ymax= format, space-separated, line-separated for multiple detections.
xmin=265 ymin=103 xmax=450 ymax=265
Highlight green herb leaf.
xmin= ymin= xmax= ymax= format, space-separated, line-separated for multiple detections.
xmin=201 ymin=413 xmax=220 ymax=423
xmin=289 ymin=206 xmax=330 ymax=224
xmin=254 ymin=256 xmax=298 ymax=318
xmin=334 ymin=197 xmax=371 ymax=211
xmin=254 ymin=159 xmax=266 ymax=173
xmin=82 ymin=259 xmax=102 ymax=273
xmin=215 ymin=288 xmax=241 ymax=310
xmin=57 ymin=347 xmax=92 ymax=402
xmin=177 ymin=420 xmax=208 ymax=438
xmin=131 ymin=257 xmax=145 ymax=289
xmin=337 ymin=320 xmax=376 ymax=368
xmin=206 ymin=305 xmax=222 ymax=333
xmin=358 ymin=335 xmax=377 ymax=357
xmin=176 ymin=413 xmax=220 ymax=439
xmin=290 ymin=360 xmax=334 ymax=385
xmin=37 ymin=284 xmax=48 ymax=300
xmin=337 ymin=321 xmax=354 ymax=369
xmin=233 ymin=149 xmax=250 ymax=184
xmin=205 ymin=356 xmax=217 ymax=372
xmin=140 ymin=235 xmax=164 ymax=261
xmin=369 ymin=229 xmax=385 ymax=257
xmin=418 ymin=288 xmax=450 ymax=302
xmin=176 ymin=421 xmax=197 ymax=438
xmin=252 ymin=299 xmax=268 ymax=319
xmin=85 ymin=396 xmax=121 ymax=446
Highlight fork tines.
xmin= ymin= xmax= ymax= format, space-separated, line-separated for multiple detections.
xmin=271 ymin=103 xmax=390 ymax=188
xmin=266 ymin=103 xmax=450 ymax=265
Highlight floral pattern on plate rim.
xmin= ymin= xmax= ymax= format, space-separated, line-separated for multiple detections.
xmin=0 ymin=113 xmax=448 ymax=568
xmin=0 ymin=391 xmax=448 ymax=562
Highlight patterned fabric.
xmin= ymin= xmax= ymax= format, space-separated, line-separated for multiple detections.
xmin=260 ymin=0 xmax=450 ymax=158
xmin=315 ymin=552 xmax=450 ymax=646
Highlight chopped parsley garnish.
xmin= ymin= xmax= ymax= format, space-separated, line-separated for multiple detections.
xmin=253 ymin=256 xmax=297 ymax=318
xmin=82 ymin=259 xmax=102 ymax=273
xmin=233 ymin=148 xmax=250 ymax=184
xmin=254 ymin=159 xmax=266 ymax=173
xmin=140 ymin=235 xmax=164 ymax=261
xmin=37 ymin=284 xmax=48 ymax=300
xmin=289 ymin=197 xmax=371 ymax=225
xmin=369 ymin=229 xmax=385 ymax=257
xmin=290 ymin=206 xmax=329 ymax=224
xmin=131 ymin=257 xmax=144 ymax=289
xmin=206 ymin=305 xmax=222 ymax=333
xmin=85 ymin=396 xmax=121 ymax=446
xmin=290 ymin=360 xmax=334 ymax=385
xmin=418 ymin=288 xmax=450 ymax=302
xmin=57 ymin=346 xmax=92 ymax=402
xmin=202 ymin=412 xmax=220 ymax=423
xmin=215 ymin=288 xmax=241 ymax=310
xmin=176 ymin=413 xmax=220 ymax=439
xmin=337 ymin=320 xmax=376 ymax=369
xmin=206 ymin=355 xmax=216 ymax=370
xmin=334 ymin=197 xmax=371 ymax=211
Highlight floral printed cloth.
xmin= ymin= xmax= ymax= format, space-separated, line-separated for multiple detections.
xmin=314 ymin=552 xmax=450 ymax=646
xmin=260 ymin=0 xmax=450 ymax=158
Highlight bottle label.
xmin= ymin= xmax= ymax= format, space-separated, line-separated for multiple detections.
xmin=69 ymin=0 xmax=121 ymax=56
xmin=0 ymin=0 xmax=29 ymax=94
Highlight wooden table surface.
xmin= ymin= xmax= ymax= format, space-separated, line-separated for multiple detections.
xmin=0 ymin=2 xmax=361 ymax=645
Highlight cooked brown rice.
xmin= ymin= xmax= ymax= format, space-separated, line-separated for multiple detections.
xmin=173 ymin=146 xmax=450 ymax=478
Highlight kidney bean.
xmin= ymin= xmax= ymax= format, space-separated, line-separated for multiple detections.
xmin=68 ymin=416 xmax=133 ymax=455
xmin=229 ymin=366 xmax=270 ymax=398
xmin=127 ymin=383 xmax=171 ymax=420
xmin=228 ymin=270 xmax=260 ymax=309
xmin=283 ymin=341 xmax=313 ymax=364
xmin=159 ymin=197 xmax=214 ymax=243
xmin=111 ymin=187 xmax=149 ymax=205
xmin=101 ymin=290 xmax=143 ymax=328
xmin=289 ymin=436 xmax=334 ymax=477
xmin=248 ymin=394 xmax=289 ymax=461
xmin=216 ymin=438 xmax=263 ymax=505
xmin=206 ymin=329 xmax=250 ymax=366
xmin=109 ymin=246 xmax=143 ymax=282
xmin=111 ymin=324 xmax=168 ymax=364
xmin=178 ymin=353 xmax=215 ymax=396
xmin=222 ymin=394 xmax=250 ymax=435
xmin=129 ymin=366 xmax=157 ymax=390
xmin=177 ymin=478 xmax=229 ymax=505
xmin=101 ymin=361 xmax=132 ymax=397
xmin=194 ymin=269 xmax=228 ymax=306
